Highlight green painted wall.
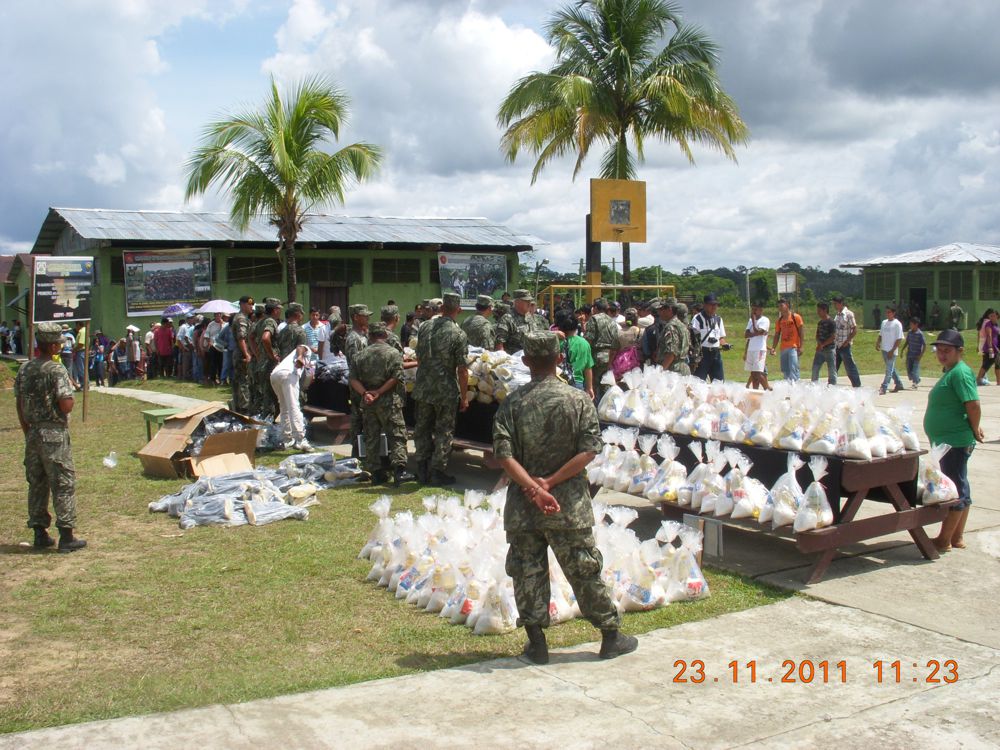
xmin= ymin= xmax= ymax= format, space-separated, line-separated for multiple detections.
xmin=860 ymin=263 xmax=998 ymax=329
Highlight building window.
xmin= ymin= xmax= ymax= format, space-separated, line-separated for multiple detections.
xmin=110 ymin=255 xmax=124 ymax=284
xmin=372 ymin=258 xmax=420 ymax=283
xmin=864 ymin=270 xmax=895 ymax=299
xmin=980 ymin=270 xmax=1000 ymax=300
xmin=429 ymin=258 xmax=440 ymax=284
xmin=939 ymin=269 xmax=973 ymax=301
xmin=297 ymin=257 xmax=363 ymax=285
xmin=227 ymin=256 xmax=283 ymax=284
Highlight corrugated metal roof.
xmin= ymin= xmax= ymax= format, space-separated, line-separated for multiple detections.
xmin=842 ymin=242 xmax=1000 ymax=268
xmin=33 ymin=207 xmax=543 ymax=252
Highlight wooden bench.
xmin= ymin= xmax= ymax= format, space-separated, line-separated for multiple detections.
xmin=141 ymin=407 xmax=183 ymax=441
xmin=302 ymin=405 xmax=352 ymax=445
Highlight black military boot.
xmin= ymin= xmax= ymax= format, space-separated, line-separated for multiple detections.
xmin=370 ymin=470 xmax=389 ymax=485
xmin=599 ymin=629 xmax=638 ymax=660
xmin=522 ymin=625 xmax=549 ymax=665
xmin=57 ymin=528 xmax=87 ymax=553
xmin=429 ymin=469 xmax=456 ymax=487
xmin=33 ymin=528 xmax=55 ymax=549
xmin=393 ymin=467 xmax=416 ymax=487
xmin=414 ymin=460 xmax=430 ymax=484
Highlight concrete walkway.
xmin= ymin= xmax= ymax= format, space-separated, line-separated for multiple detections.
xmin=91 ymin=385 xmax=211 ymax=410
xmin=10 ymin=374 xmax=995 ymax=747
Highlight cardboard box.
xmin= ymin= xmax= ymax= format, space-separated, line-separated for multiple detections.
xmin=138 ymin=402 xmax=261 ymax=478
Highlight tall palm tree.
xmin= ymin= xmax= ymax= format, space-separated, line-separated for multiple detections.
xmin=497 ymin=0 xmax=748 ymax=283
xmin=185 ymin=77 xmax=382 ymax=303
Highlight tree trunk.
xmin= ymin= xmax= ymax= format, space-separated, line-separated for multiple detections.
xmin=285 ymin=240 xmax=297 ymax=303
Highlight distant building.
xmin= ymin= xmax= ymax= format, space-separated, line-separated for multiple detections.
xmin=841 ymin=242 xmax=1000 ymax=328
xmin=22 ymin=207 xmax=538 ymax=338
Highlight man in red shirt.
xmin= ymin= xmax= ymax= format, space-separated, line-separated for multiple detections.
xmin=153 ymin=318 xmax=176 ymax=378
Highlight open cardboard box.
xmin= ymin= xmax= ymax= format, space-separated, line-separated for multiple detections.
xmin=138 ymin=402 xmax=261 ymax=478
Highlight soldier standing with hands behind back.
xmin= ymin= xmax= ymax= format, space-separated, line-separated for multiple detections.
xmin=15 ymin=322 xmax=86 ymax=551
xmin=493 ymin=331 xmax=636 ymax=664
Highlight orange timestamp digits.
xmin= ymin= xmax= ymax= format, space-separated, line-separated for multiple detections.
xmin=670 ymin=659 xmax=960 ymax=684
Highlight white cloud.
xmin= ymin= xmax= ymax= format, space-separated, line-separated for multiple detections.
xmin=88 ymin=152 xmax=127 ymax=186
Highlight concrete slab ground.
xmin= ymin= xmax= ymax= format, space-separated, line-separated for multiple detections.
xmin=4 ymin=598 xmax=998 ymax=749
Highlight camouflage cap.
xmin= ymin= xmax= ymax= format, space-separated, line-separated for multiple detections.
xmin=420 ymin=299 xmax=431 ymax=308
xmin=286 ymin=302 xmax=304 ymax=315
xmin=511 ymin=289 xmax=532 ymax=301
xmin=647 ymin=297 xmax=663 ymax=311
xmin=349 ymin=304 xmax=372 ymax=317
xmin=476 ymin=294 xmax=494 ymax=307
xmin=380 ymin=304 xmax=399 ymax=321
xmin=442 ymin=292 xmax=461 ymax=306
xmin=368 ymin=321 xmax=388 ymax=338
xmin=522 ymin=331 xmax=560 ymax=357
xmin=263 ymin=297 xmax=282 ymax=306
xmin=36 ymin=322 xmax=64 ymax=344
xmin=495 ymin=302 xmax=511 ymax=315
xmin=675 ymin=302 xmax=689 ymax=318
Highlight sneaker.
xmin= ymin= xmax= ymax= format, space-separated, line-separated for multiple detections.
xmin=891 ymin=385 xmax=904 ymax=393
xmin=911 ymin=383 xmax=918 ymax=390
xmin=879 ymin=387 xmax=887 ymax=395
xmin=979 ymin=377 xmax=990 ymax=386
xmin=294 ymin=440 xmax=314 ymax=452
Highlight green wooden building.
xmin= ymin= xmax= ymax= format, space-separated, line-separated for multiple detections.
xmin=23 ymin=207 xmax=537 ymax=338
xmin=842 ymin=242 xmax=1000 ymax=328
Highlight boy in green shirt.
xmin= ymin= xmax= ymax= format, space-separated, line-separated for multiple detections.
xmin=556 ymin=313 xmax=595 ymax=401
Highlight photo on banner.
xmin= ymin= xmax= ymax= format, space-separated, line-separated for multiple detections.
xmin=32 ymin=256 xmax=94 ymax=323
xmin=437 ymin=252 xmax=507 ymax=309
xmin=124 ymin=249 xmax=213 ymax=317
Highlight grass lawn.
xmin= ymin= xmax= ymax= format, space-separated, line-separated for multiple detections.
xmin=0 ymin=388 xmax=790 ymax=734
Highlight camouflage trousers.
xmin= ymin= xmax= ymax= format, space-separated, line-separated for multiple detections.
xmin=231 ymin=356 xmax=252 ymax=415
xmin=361 ymin=397 xmax=408 ymax=473
xmin=349 ymin=392 xmax=364 ymax=454
xmin=24 ymin=426 xmax=77 ymax=530
xmin=505 ymin=528 xmax=620 ymax=630
xmin=412 ymin=399 xmax=457 ymax=471
xmin=251 ymin=359 xmax=278 ymax=418
xmin=592 ymin=349 xmax=613 ymax=403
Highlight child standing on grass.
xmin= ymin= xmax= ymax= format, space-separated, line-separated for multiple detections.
xmin=900 ymin=316 xmax=927 ymax=389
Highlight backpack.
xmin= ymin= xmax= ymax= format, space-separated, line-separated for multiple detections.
xmin=559 ymin=338 xmax=576 ymax=384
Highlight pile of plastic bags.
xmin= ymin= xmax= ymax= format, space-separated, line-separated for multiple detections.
xmin=588 ymin=431 xmax=837 ymax=533
xmin=358 ymin=488 xmax=710 ymax=635
xmin=597 ymin=366 xmax=922 ymax=459
xmin=464 ymin=347 xmax=532 ymax=405
xmin=148 ymin=454 xmax=367 ymax=530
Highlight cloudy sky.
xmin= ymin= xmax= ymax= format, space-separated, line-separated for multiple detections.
xmin=2 ymin=0 xmax=999 ymax=273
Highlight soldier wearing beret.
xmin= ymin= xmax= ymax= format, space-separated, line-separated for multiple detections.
xmin=250 ymin=300 xmax=282 ymax=417
xmin=344 ymin=304 xmax=372 ymax=456
xmin=493 ymin=331 xmax=635 ymax=663
xmin=413 ymin=292 xmax=469 ymax=485
xmin=494 ymin=289 xmax=545 ymax=354
xmin=349 ymin=322 xmax=415 ymax=486
xmin=276 ymin=302 xmax=307 ymax=359
xmin=15 ymin=322 xmax=86 ymax=551
xmin=461 ymin=294 xmax=496 ymax=349
xmin=230 ymin=295 xmax=255 ymax=414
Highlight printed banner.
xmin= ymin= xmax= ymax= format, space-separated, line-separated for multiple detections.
xmin=32 ymin=256 xmax=94 ymax=323
xmin=124 ymin=249 xmax=212 ymax=316
xmin=437 ymin=252 xmax=508 ymax=309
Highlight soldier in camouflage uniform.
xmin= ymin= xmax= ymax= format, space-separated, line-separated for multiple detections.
xmin=584 ymin=297 xmax=622 ymax=400
xmin=412 ymin=292 xmax=469 ymax=486
xmin=493 ymin=331 xmax=636 ymax=664
xmin=250 ymin=299 xmax=282 ymax=417
xmin=349 ymin=323 xmax=416 ymax=487
xmin=230 ymin=295 xmax=255 ymax=414
xmin=655 ymin=298 xmax=691 ymax=376
xmin=494 ymin=289 xmax=544 ymax=353
xmin=493 ymin=301 xmax=510 ymax=327
xmin=14 ymin=322 xmax=86 ymax=551
xmin=344 ymin=303 xmax=372 ymax=457
xmin=276 ymin=303 xmax=308 ymax=359
xmin=461 ymin=294 xmax=495 ymax=349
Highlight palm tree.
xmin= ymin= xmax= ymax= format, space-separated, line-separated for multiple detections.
xmin=497 ymin=0 xmax=748 ymax=284
xmin=185 ymin=77 xmax=382 ymax=303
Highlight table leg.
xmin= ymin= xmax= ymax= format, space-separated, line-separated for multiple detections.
xmin=806 ymin=488 xmax=869 ymax=584
xmin=884 ymin=483 xmax=940 ymax=561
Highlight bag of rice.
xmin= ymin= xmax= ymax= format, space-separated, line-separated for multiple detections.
xmin=694 ymin=441 xmax=727 ymax=514
xmin=771 ymin=453 xmax=805 ymax=529
xmin=645 ymin=434 xmax=687 ymax=503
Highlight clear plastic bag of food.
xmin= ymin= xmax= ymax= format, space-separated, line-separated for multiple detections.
xmin=889 ymin=406 xmax=922 ymax=452
xmin=839 ymin=412 xmax=873 ymax=461
xmin=719 ymin=448 xmax=752 ymax=518
xmin=694 ymin=442 xmax=727 ymax=514
xmin=920 ymin=444 xmax=959 ymax=504
xmin=628 ymin=434 xmax=660 ymax=496
xmin=597 ymin=383 xmax=627 ymax=422
xmin=794 ymin=456 xmax=835 ymax=531
xmin=771 ymin=453 xmax=805 ymax=529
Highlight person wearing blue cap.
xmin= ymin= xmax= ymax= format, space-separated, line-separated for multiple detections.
xmin=691 ymin=293 xmax=729 ymax=381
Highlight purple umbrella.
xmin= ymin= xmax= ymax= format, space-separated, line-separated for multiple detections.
xmin=162 ymin=302 xmax=195 ymax=317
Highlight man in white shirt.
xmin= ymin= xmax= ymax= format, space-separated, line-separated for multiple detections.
xmin=743 ymin=301 xmax=770 ymax=390
xmin=876 ymin=305 xmax=905 ymax=394
xmin=692 ymin=293 xmax=729 ymax=381
xmin=176 ymin=314 xmax=194 ymax=380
